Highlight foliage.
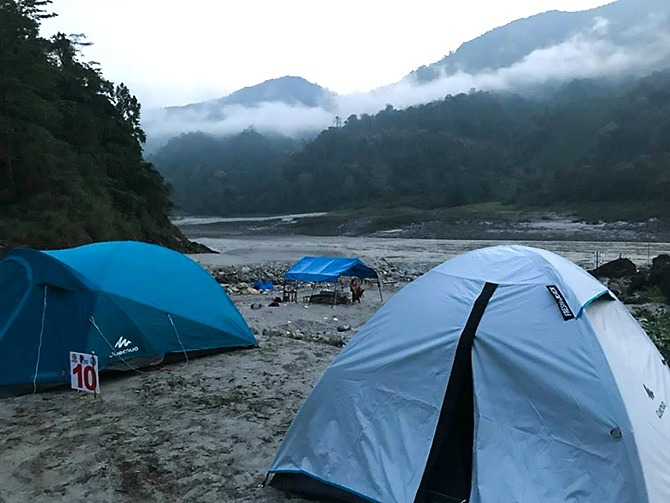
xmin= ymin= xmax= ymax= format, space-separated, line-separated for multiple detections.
xmin=150 ymin=129 xmax=299 ymax=215
xmin=635 ymin=308 xmax=670 ymax=363
xmin=0 ymin=0 xmax=189 ymax=250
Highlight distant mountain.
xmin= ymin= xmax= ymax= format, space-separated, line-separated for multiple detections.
xmin=409 ymin=0 xmax=670 ymax=83
xmin=165 ymin=76 xmax=335 ymax=119
xmin=142 ymin=76 xmax=334 ymax=153
xmin=144 ymin=0 xmax=670 ymax=152
xmin=153 ymin=71 xmax=670 ymax=219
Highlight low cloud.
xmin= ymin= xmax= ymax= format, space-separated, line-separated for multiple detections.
xmin=144 ymin=101 xmax=333 ymax=140
xmin=341 ymin=13 xmax=670 ymax=114
xmin=143 ymin=13 xmax=670 ymax=146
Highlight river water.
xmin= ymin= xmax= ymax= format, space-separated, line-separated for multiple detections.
xmin=187 ymin=233 xmax=670 ymax=270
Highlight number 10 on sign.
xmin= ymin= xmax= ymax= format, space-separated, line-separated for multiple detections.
xmin=70 ymin=351 xmax=100 ymax=394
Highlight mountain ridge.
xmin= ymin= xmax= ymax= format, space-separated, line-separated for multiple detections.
xmin=165 ymin=76 xmax=334 ymax=116
xmin=408 ymin=0 xmax=670 ymax=83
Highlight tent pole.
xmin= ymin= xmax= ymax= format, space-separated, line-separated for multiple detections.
xmin=332 ymin=280 xmax=338 ymax=308
xmin=377 ymin=277 xmax=383 ymax=302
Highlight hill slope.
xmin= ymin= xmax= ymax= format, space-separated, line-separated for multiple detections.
xmin=409 ymin=0 xmax=670 ymax=83
xmin=0 ymin=0 xmax=197 ymax=252
xmin=151 ymin=129 xmax=299 ymax=215
xmin=280 ymin=71 xmax=670 ymax=215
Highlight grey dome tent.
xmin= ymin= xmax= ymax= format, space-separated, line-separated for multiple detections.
xmin=269 ymin=246 xmax=670 ymax=503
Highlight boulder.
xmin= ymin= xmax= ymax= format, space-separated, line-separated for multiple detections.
xmin=591 ymin=258 xmax=636 ymax=278
xmin=650 ymin=255 xmax=670 ymax=301
xmin=652 ymin=254 xmax=670 ymax=270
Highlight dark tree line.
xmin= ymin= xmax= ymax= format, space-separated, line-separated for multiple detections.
xmin=0 ymin=0 xmax=189 ymax=250
xmin=153 ymin=71 xmax=670 ymax=219
xmin=150 ymin=129 xmax=299 ymax=215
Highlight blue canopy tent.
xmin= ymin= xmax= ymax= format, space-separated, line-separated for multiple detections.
xmin=0 ymin=241 xmax=256 ymax=395
xmin=284 ymin=257 xmax=382 ymax=304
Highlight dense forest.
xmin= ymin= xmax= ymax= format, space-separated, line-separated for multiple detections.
xmin=0 ymin=0 xmax=195 ymax=251
xmin=154 ymin=72 xmax=670 ymax=218
xmin=151 ymin=129 xmax=299 ymax=215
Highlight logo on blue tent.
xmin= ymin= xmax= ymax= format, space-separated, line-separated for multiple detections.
xmin=110 ymin=336 xmax=139 ymax=358
xmin=114 ymin=336 xmax=132 ymax=349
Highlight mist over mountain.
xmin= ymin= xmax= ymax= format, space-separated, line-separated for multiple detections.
xmin=410 ymin=0 xmax=669 ymax=81
xmin=152 ymin=70 xmax=670 ymax=219
xmin=143 ymin=76 xmax=334 ymax=151
xmin=143 ymin=0 xmax=670 ymax=149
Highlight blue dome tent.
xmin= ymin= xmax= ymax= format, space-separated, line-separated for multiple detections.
xmin=0 ymin=241 xmax=256 ymax=394
xmin=269 ymin=246 xmax=670 ymax=503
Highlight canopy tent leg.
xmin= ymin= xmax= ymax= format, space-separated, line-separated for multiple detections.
xmin=377 ymin=278 xmax=383 ymax=302
xmin=332 ymin=281 xmax=339 ymax=309
xmin=307 ymin=283 xmax=317 ymax=305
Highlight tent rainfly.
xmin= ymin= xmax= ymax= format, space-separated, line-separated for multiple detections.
xmin=284 ymin=257 xmax=382 ymax=302
xmin=0 ymin=241 xmax=256 ymax=395
xmin=269 ymin=245 xmax=670 ymax=503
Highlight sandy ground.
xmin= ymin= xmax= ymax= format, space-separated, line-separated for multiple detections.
xmin=2 ymin=232 xmax=669 ymax=502
xmin=0 ymin=285 xmax=398 ymax=503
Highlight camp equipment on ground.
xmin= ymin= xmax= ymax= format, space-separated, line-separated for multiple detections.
xmin=269 ymin=245 xmax=670 ymax=503
xmin=253 ymin=280 xmax=274 ymax=291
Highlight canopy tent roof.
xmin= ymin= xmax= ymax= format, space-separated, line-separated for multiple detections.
xmin=284 ymin=257 xmax=378 ymax=283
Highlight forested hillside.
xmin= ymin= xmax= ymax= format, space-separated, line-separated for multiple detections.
xmin=153 ymin=71 xmax=670 ymax=219
xmin=151 ymin=129 xmax=299 ymax=215
xmin=0 ymin=0 xmax=196 ymax=251
xmin=284 ymin=72 xmax=670 ymax=213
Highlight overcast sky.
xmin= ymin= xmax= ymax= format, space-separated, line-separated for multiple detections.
xmin=43 ymin=0 xmax=612 ymax=108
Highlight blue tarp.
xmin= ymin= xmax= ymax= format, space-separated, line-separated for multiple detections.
xmin=284 ymin=257 xmax=378 ymax=283
xmin=253 ymin=280 xmax=274 ymax=291
xmin=0 ymin=241 xmax=256 ymax=390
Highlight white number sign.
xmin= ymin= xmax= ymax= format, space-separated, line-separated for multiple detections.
xmin=70 ymin=351 xmax=100 ymax=394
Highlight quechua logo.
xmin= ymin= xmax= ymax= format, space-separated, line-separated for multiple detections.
xmin=114 ymin=336 xmax=132 ymax=349
xmin=110 ymin=336 xmax=139 ymax=357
